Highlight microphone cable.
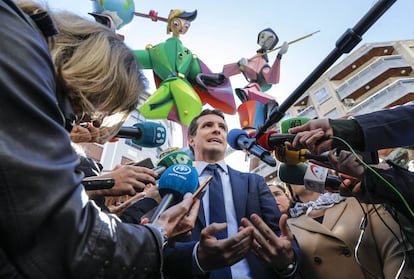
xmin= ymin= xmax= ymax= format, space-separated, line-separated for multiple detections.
xmin=331 ymin=135 xmax=414 ymax=220
xmin=329 ymin=135 xmax=409 ymax=278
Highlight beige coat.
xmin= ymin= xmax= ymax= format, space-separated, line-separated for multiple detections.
xmin=287 ymin=197 xmax=413 ymax=278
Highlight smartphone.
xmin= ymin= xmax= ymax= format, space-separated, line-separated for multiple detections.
xmin=115 ymin=192 xmax=146 ymax=211
xmin=192 ymin=176 xmax=212 ymax=200
xmin=82 ymin=178 xmax=115 ymax=191
xmin=130 ymin=158 xmax=155 ymax=169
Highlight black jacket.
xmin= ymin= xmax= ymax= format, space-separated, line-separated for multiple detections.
xmin=0 ymin=1 xmax=163 ymax=278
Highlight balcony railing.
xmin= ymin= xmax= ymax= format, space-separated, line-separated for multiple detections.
xmin=336 ymin=55 xmax=410 ymax=100
xmin=329 ymin=43 xmax=394 ymax=80
xmin=297 ymin=105 xmax=317 ymax=119
xmin=348 ymin=78 xmax=414 ymax=115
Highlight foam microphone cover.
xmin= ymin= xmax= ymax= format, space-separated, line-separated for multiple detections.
xmin=158 ymin=164 xmax=199 ymax=200
xmin=157 ymin=151 xmax=193 ymax=168
xmin=227 ymin=129 xmax=246 ymax=150
xmin=278 ymin=163 xmax=308 ymax=185
xmin=132 ymin=122 xmax=166 ymax=147
xmin=280 ymin=117 xmax=310 ymax=133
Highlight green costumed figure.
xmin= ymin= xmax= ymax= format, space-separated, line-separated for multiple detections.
xmin=134 ymin=9 xmax=236 ymax=129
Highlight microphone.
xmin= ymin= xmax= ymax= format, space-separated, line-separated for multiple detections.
xmin=116 ymin=121 xmax=166 ymax=147
xmin=280 ymin=117 xmax=310 ymax=133
xmin=256 ymin=131 xmax=330 ymax=151
xmin=153 ymin=150 xmax=193 ymax=178
xmin=227 ymin=129 xmax=277 ymax=167
xmin=256 ymin=131 xmax=296 ymax=150
xmin=274 ymin=146 xmax=329 ymax=165
xmin=150 ymin=164 xmax=199 ymax=223
xmin=278 ymin=162 xmax=343 ymax=193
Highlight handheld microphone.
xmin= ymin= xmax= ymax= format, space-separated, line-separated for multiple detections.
xmin=278 ymin=162 xmax=343 ymax=193
xmin=116 ymin=121 xmax=166 ymax=147
xmin=280 ymin=117 xmax=310 ymax=134
xmin=256 ymin=131 xmax=330 ymax=151
xmin=227 ymin=129 xmax=277 ymax=167
xmin=274 ymin=146 xmax=329 ymax=165
xmin=153 ymin=151 xmax=193 ymax=178
xmin=256 ymin=131 xmax=296 ymax=150
xmin=150 ymin=164 xmax=198 ymax=223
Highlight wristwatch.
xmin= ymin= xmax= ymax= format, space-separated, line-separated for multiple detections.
xmin=146 ymin=224 xmax=168 ymax=248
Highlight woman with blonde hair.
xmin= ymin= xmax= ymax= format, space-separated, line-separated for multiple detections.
xmin=0 ymin=1 xmax=199 ymax=278
xmin=20 ymin=0 xmax=149 ymax=141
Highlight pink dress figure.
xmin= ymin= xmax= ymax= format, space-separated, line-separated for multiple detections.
xmin=223 ymin=28 xmax=288 ymax=129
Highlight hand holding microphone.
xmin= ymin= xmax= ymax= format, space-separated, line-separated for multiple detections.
xmin=255 ymin=117 xmax=331 ymax=151
xmin=284 ymin=118 xmax=334 ymax=155
xmin=153 ymin=192 xmax=201 ymax=241
xmin=327 ymin=149 xmax=366 ymax=180
xmin=84 ymin=152 xmax=190 ymax=198
xmin=250 ymin=127 xmax=330 ymax=165
xmin=150 ymin=164 xmax=199 ymax=223
xmin=145 ymin=164 xmax=201 ymax=243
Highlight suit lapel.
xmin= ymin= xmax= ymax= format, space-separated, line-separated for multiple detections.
xmin=323 ymin=199 xmax=348 ymax=230
xmin=288 ymin=215 xmax=337 ymax=239
xmin=288 ymin=200 xmax=350 ymax=242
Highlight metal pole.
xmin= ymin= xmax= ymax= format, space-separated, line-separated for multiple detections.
xmin=256 ymin=0 xmax=397 ymax=138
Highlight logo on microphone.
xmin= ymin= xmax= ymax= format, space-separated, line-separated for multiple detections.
xmin=173 ymin=153 xmax=192 ymax=165
xmin=309 ymin=164 xmax=325 ymax=180
xmin=156 ymin=126 xmax=166 ymax=144
xmin=172 ymin=164 xmax=192 ymax=175
xmin=304 ymin=163 xmax=328 ymax=193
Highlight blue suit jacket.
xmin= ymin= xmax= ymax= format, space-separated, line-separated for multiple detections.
xmin=163 ymin=166 xmax=300 ymax=278
xmin=355 ymin=104 xmax=414 ymax=151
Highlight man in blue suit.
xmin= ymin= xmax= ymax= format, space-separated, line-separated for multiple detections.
xmin=163 ymin=109 xmax=300 ymax=278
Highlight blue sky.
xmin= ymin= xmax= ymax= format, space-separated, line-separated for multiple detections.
xmin=46 ymin=0 xmax=413 ymax=169
xmin=47 ymin=0 xmax=413 ymax=120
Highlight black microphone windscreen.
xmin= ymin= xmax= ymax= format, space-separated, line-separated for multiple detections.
xmin=278 ymin=163 xmax=307 ymax=185
xmin=267 ymin=133 xmax=296 ymax=147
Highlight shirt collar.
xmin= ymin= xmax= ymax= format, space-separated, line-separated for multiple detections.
xmin=194 ymin=160 xmax=228 ymax=175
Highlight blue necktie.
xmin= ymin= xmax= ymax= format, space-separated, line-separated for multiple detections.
xmin=205 ymin=164 xmax=232 ymax=278
xmin=205 ymin=164 xmax=228 ymax=239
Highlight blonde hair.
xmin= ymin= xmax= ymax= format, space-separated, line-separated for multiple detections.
xmin=18 ymin=1 xmax=147 ymax=123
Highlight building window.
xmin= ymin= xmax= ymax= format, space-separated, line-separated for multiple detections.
xmin=314 ymin=87 xmax=330 ymax=105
